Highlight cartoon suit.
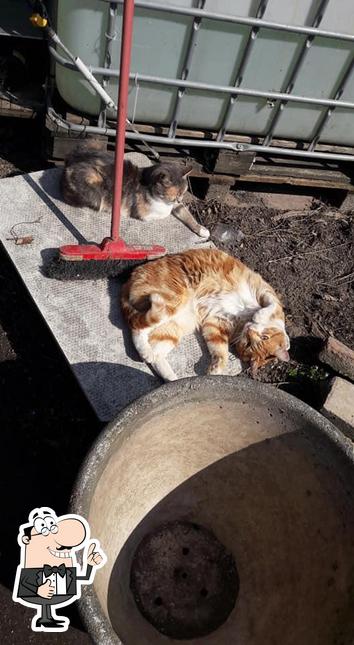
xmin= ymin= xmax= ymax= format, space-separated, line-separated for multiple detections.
xmin=18 ymin=564 xmax=92 ymax=599
xmin=13 ymin=507 xmax=106 ymax=632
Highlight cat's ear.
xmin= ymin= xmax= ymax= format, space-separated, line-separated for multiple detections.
xmin=275 ymin=348 xmax=290 ymax=362
xmin=182 ymin=166 xmax=193 ymax=178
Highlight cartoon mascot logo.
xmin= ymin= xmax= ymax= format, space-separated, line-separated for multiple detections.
xmin=13 ymin=507 xmax=106 ymax=632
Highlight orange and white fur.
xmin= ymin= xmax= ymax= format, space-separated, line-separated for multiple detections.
xmin=121 ymin=248 xmax=290 ymax=381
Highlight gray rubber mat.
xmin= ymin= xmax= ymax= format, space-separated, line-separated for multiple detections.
xmin=0 ymin=166 xmax=240 ymax=421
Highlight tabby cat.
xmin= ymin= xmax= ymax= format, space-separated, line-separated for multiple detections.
xmin=61 ymin=141 xmax=209 ymax=238
xmin=121 ymin=248 xmax=290 ymax=381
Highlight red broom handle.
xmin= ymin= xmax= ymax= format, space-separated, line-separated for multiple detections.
xmin=111 ymin=0 xmax=135 ymax=240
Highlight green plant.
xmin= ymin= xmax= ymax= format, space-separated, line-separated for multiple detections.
xmin=287 ymin=364 xmax=329 ymax=382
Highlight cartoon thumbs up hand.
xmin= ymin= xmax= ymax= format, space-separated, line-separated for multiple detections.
xmin=86 ymin=541 xmax=105 ymax=567
xmin=37 ymin=579 xmax=55 ymax=599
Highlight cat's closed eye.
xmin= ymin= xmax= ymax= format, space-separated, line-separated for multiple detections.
xmin=261 ymin=334 xmax=269 ymax=340
xmin=159 ymin=172 xmax=171 ymax=186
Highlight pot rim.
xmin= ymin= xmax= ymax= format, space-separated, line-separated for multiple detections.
xmin=70 ymin=376 xmax=353 ymax=645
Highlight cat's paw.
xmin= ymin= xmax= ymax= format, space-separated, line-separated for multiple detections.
xmin=146 ymin=353 xmax=161 ymax=366
xmin=165 ymin=372 xmax=178 ymax=381
xmin=207 ymin=359 xmax=226 ymax=375
xmin=198 ymin=226 xmax=210 ymax=239
xmin=232 ymin=358 xmax=243 ymax=376
xmin=136 ymin=346 xmax=156 ymax=364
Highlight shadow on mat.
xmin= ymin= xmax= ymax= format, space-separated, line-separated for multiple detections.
xmin=72 ymin=361 xmax=160 ymax=423
xmin=38 ymin=167 xmax=63 ymax=201
xmin=22 ymin=173 xmax=87 ymax=244
xmin=106 ymin=278 xmax=140 ymax=363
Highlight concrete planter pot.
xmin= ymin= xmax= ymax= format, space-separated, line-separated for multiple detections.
xmin=71 ymin=377 xmax=354 ymax=645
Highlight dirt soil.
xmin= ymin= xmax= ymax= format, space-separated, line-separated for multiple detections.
xmin=190 ymin=193 xmax=354 ymax=406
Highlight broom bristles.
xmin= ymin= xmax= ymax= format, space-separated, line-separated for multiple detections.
xmin=43 ymin=254 xmax=146 ymax=281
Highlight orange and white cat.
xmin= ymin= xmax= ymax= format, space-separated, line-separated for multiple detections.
xmin=121 ymin=248 xmax=290 ymax=380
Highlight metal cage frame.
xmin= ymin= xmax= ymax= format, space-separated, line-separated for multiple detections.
xmin=49 ymin=0 xmax=354 ymax=163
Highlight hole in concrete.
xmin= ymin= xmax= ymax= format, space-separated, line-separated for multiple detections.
xmin=130 ymin=520 xmax=239 ymax=639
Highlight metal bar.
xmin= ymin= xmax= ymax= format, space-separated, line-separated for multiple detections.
xmin=105 ymin=3 xmax=118 ymax=74
xmin=263 ymin=0 xmax=329 ymax=146
xmin=246 ymin=142 xmax=353 ymax=160
xmin=49 ymin=47 xmax=354 ymax=111
xmin=47 ymin=29 xmax=116 ymax=109
xmin=47 ymin=108 xmax=354 ymax=162
xmin=168 ymin=0 xmax=205 ymax=138
xmin=217 ymin=0 xmax=269 ymax=142
xmin=104 ymin=0 xmax=354 ymax=43
xmin=111 ymin=0 xmax=134 ymax=240
xmin=99 ymin=2 xmax=118 ymax=127
xmin=48 ymin=38 xmax=159 ymax=158
xmin=308 ymin=52 xmax=354 ymax=150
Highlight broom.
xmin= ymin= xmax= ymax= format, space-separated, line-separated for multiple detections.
xmin=44 ymin=0 xmax=166 ymax=281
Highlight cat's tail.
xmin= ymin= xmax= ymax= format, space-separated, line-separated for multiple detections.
xmin=121 ymin=286 xmax=179 ymax=380
xmin=121 ymin=286 xmax=167 ymax=330
xmin=64 ymin=139 xmax=108 ymax=166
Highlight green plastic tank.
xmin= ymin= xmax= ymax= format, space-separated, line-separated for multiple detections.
xmin=55 ymin=0 xmax=354 ymax=143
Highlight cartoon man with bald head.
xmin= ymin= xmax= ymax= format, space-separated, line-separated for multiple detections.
xmin=13 ymin=507 xmax=106 ymax=632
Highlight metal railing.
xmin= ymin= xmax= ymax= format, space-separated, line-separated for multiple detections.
xmin=49 ymin=0 xmax=354 ymax=163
